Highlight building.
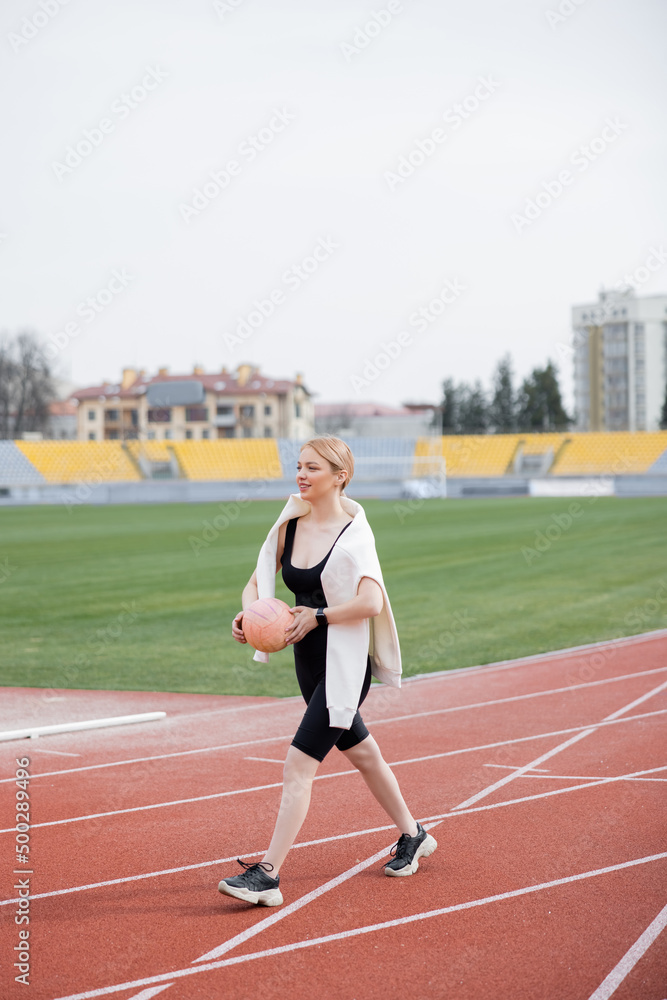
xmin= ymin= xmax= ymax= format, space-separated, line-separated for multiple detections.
xmin=70 ymin=363 xmax=315 ymax=441
xmin=572 ymin=288 xmax=667 ymax=431
xmin=315 ymin=402 xmax=437 ymax=437
xmin=47 ymin=399 xmax=78 ymax=439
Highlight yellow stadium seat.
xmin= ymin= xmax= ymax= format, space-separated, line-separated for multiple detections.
xmin=125 ymin=440 xmax=172 ymax=464
xmin=15 ymin=441 xmax=141 ymax=483
xmin=416 ymin=431 xmax=667 ymax=477
xmin=519 ymin=433 xmax=568 ymax=454
xmin=170 ymin=439 xmax=283 ymax=480
xmin=417 ymin=435 xmax=525 ymax=476
xmin=551 ymin=432 xmax=667 ymax=475
xmin=15 ymin=433 xmax=666 ymax=485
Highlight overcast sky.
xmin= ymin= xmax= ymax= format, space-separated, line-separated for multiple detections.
xmin=1 ymin=0 xmax=665 ymax=413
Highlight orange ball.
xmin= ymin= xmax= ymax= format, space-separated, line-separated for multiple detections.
xmin=242 ymin=598 xmax=294 ymax=653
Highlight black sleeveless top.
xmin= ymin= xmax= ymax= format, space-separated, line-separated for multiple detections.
xmin=281 ymin=517 xmax=352 ymax=609
xmin=281 ymin=516 xmax=352 ymax=667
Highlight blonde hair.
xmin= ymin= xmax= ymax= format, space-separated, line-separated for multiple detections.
xmin=300 ymin=435 xmax=354 ymax=495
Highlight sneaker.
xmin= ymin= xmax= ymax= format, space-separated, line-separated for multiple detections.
xmin=218 ymin=859 xmax=283 ymax=906
xmin=383 ymin=822 xmax=437 ymax=877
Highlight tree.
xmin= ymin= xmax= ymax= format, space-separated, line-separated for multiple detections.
xmin=0 ymin=330 xmax=56 ymax=439
xmin=433 ymin=377 xmax=489 ymax=434
xmin=660 ymin=381 xmax=667 ymax=429
xmin=489 ymin=353 xmax=516 ymax=432
xmin=516 ymin=360 xmax=570 ymax=432
xmin=457 ymin=379 xmax=489 ymax=433
xmin=0 ymin=341 xmax=16 ymax=439
xmin=433 ymin=377 xmax=460 ymax=434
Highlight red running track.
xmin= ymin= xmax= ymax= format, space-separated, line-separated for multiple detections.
xmin=1 ymin=630 xmax=666 ymax=1000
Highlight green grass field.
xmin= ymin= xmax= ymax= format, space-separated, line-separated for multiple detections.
xmin=1 ymin=496 xmax=666 ymax=698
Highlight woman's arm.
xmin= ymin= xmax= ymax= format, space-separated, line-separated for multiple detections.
xmin=285 ymin=576 xmax=383 ymax=644
xmin=232 ymin=522 xmax=288 ymax=642
xmin=241 ymin=571 xmax=258 ymax=610
xmin=323 ymin=576 xmax=383 ymax=624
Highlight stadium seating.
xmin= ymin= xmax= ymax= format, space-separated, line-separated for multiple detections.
xmin=649 ymin=445 xmax=667 ymax=473
xmin=4 ymin=432 xmax=667 ymax=486
xmin=422 ymin=435 xmax=520 ymax=476
xmin=169 ymin=439 xmax=283 ymax=480
xmin=0 ymin=441 xmax=47 ymax=485
xmin=418 ymin=432 xmax=667 ymax=477
xmin=518 ymin=433 xmax=567 ymax=455
xmin=14 ymin=441 xmax=141 ymax=483
xmin=124 ymin=440 xmax=173 ymax=464
xmin=550 ymin=432 xmax=667 ymax=475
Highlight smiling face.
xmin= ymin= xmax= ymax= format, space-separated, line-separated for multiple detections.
xmin=296 ymin=445 xmax=347 ymax=499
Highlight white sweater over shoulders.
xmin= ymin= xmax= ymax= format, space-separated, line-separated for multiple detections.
xmin=251 ymin=493 xmax=402 ymax=729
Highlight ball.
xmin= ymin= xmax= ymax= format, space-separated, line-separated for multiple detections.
xmin=242 ymin=598 xmax=294 ymax=653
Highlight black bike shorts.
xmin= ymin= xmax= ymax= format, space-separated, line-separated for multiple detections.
xmin=291 ymin=654 xmax=373 ymax=763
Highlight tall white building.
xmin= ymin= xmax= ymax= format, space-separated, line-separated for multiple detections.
xmin=572 ymin=289 xmax=667 ymax=431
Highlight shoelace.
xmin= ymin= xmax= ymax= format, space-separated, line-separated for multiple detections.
xmin=381 ymin=831 xmax=414 ymax=868
xmin=236 ymin=858 xmax=275 ymax=876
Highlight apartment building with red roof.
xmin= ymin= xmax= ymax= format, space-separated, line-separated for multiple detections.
xmin=69 ymin=363 xmax=315 ymax=441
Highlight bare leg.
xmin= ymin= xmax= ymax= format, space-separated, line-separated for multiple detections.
xmin=342 ymin=734 xmax=418 ymax=836
xmin=261 ymin=746 xmax=320 ymax=875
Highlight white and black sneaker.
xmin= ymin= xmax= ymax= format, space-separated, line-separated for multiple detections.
xmin=383 ymin=822 xmax=437 ymax=877
xmin=218 ymin=859 xmax=283 ymax=906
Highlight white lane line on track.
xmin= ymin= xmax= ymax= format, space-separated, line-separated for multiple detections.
xmin=193 ymin=825 xmax=434 ymax=964
xmin=0 ymin=823 xmax=402 ymax=907
xmin=2 ymin=664 xmax=665 ymax=785
xmin=615 ymin=776 xmax=667 ymax=782
xmin=362 ymin=665 xmax=667 ymax=728
xmin=484 ymin=765 xmax=552 ymax=771
xmin=45 ymin=852 xmax=667 ymax=1000
xmin=0 ymin=768 xmax=355 ymax=834
xmin=423 ymin=763 xmax=667 ymax=817
xmin=453 ymin=678 xmax=667 ymax=810
xmin=383 ymin=708 xmax=667 ymax=766
xmin=455 ymin=730 xmax=600 ymax=810
xmin=245 ymin=757 xmax=284 ymax=764
xmin=25 ymin=748 xmax=81 ymax=757
xmin=126 ymin=988 xmax=173 ymax=999
xmin=0 ymin=733 xmax=294 ymax=784
xmin=18 ymin=641 xmax=667 ymax=993
xmin=586 ymin=901 xmax=667 ymax=1000
xmin=4 ymin=761 xmax=666 ymax=908
xmin=484 ymin=764 xmax=667 ymax=781
xmin=2 ymin=708 xmax=665 ymax=836
xmin=501 ymin=769 xmax=667 ymax=783
xmin=196 ymin=756 xmax=667 ymax=965
xmin=199 ymin=846 xmax=667 ymax=965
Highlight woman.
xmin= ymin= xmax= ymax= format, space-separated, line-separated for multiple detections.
xmin=218 ymin=435 xmax=436 ymax=906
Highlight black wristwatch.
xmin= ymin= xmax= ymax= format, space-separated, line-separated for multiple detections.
xmin=315 ymin=607 xmax=328 ymax=627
